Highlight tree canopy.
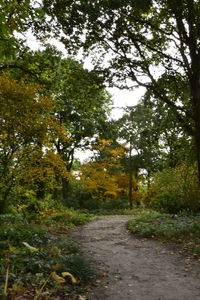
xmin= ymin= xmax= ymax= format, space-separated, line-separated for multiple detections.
xmin=42 ymin=0 xmax=200 ymax=181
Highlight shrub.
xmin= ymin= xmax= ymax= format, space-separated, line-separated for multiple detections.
xmin=63 ymin=180 xmax=130 ymax=211
xmin=143 ymin=163 xmax=200 ymax=213
xmin=127 ymin=210 xmax=200 ymax=257
xmin=0 ymin=210 xmax=95 ymax=298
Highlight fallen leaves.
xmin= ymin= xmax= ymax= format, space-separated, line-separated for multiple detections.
xmin=51 ymin=271 xmax=66 ymax=284
xmin=22 ymin=242 xmax=39 ymax=253
xmin=62 ymin=272 xmax=77 ymax=284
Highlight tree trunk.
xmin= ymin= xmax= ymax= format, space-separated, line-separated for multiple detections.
xmin=147 ymin=170 xmax=151 ymax=188
xmin=62 ymin=178 xmax=69 ymax=200
xmin=0 ymin=187 xmax=10 ymax=214
xmin=192 ymin=86 xmax=200 ymax=186
xmin=129 ymin=147 xmax=133 ymax=209
xmin=190 ymin=63 xmax=200 ymax=186
xmin=129 ymin=170 xmax=133 ymax=209
xmin=36 ymin=181 xmax=45 ymax=200
xmin=53 ymin=175 xmax=61 ymax=201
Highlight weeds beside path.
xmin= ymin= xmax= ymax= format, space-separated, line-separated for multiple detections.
xmin=72 ymin=215 xmax=200 ymax=300
xmin=0 ymin=209 xmax=95 ymax=299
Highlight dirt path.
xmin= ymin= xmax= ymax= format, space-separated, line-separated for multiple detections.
xmin=72 ymin=216 xmax=200 ymax=300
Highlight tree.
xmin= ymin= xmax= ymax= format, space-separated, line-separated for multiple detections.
xmin=80 ymin=138 xmax=139 ymax=208
xmin=117 ymin=96 xmax=192 ymax=190
xmin=52 ymin=57 xmax=112 ymax=199
xmin=0 ymin=40 xmax=112 ymax=201
xmin=43 ymin=0 xmax=200 ymax=183
xmin=80 ymin=139 xmax=137 ymax=203
xmin=0 ymin=0 xmax=53 ymax=42
xmin=0 ymin=0 xmax=52 ymax=70
xmin=141 ymin=92 xmax=193 ymax=168
xmin=117 ymin=104 xmax=161 ymax=188
xmin=0 ymin=74 xmax=68 ymax=212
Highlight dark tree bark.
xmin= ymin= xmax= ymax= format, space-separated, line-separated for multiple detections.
xmin=62 ymin=178 xmax=69 ymax=200
xmin=129 ymin=147 xmax=133 ymax=209
xmin=190 ymin=72 xmax=200 ymax=184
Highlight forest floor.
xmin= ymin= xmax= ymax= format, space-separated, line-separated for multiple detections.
xmin=71 ymin=216 xmax=200 ymax=300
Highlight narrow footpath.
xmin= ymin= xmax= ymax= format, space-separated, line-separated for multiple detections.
xmin=72 ymin=216 xmax=200 ymax=300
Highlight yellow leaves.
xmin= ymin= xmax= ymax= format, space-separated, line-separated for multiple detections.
xmin=116 ymin=172 xmax=138 ymax=195
xmin=8 ymin=244 xmax=16 ymax=253
xmin=51 ymin=271 xmax=66 ymax=284
xmin=3 ymin=267 xmax=9 ymax=297
xmin=0 ymin=74 xmax=54 ymax=163
xmin=62 ymin=272 xmax=77 ymax=284
xmin=81 ymin=144 xmax=128 ymax=201
xmin=80 ymin=139 xmax=139 ymax=202
xmin=49 ymin=119 xmax=70 ymax=142
xmin=0 ymin=73 xmax=36 ymax=101
xmin=53 ymin=247 xmax=61 ymax=256
xmin=104 ymin=190 xmax=118 ymax=197
xmin=34 ymin=270 xmax=77 ymax=300
xmin=39 ymin=208 xmax=58 ymax=217
xmin=22 ymin=242 xmax=39 ymax=254
xmin=51 ymin=271 xmax=77 ymax=284
xmin=109 ymin=147 xmax=125 ymax=158
xmin=21 ymin=150 xmax=69 ymax=190
xmin=92 ymin=138 xmax=112 ymax=151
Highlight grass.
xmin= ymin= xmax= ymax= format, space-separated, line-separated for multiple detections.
xmin=0 ymin=208 xmax=95 ymax=299
xmin=4 ymin=204 xmax=200 ymax=297
xmin=127 ymin=210 xmax=200 ymax=257
xmin=40 ymin=207 xmax=94 ymax=231
xmin=80 ymin=207 xmax=143 ymax=216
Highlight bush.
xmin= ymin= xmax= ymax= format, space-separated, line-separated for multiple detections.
xmin=63 ymin=180 xmax=98 ymax=210
xmin=0 ymin=209 xmax=95 ymax=298
xmin=127 ymin=210 xmax=200 ymax=257
xmin=41 ymin=207 xmax=94 ymax=229
xmin=63 ymin=180 xmax=130 ymax=211
xmin=143 ymin=163 xmax=200 ymax=213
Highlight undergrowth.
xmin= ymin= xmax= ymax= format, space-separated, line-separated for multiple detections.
xmin=80 ymin=208 xmax=143 ymax=216
xmin=0 ymin=209 xmax=95 ymax=299
xmin=127 ymin=210 xmax=200 ymax=257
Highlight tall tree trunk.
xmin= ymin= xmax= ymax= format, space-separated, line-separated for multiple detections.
xmin=36 ymin=181 xmax=45 ymax=200
xmin=0 ymin=186 xmax=11 ymax=214
xmin=62 ymin=178 xmax=69 ymax=200
xmin=61 ymin=148 xmax=75 ymax=201
xmin=129 ymin=147 xmax=133 ymax=209
xmin=192 ymin=83 xmax=200 ymax=185
xmin=190 ymin=62 xmax=200 ymax=186
xmin=53 ymin=175 xmax=60 ymax=201
xmin=147 ymin=170 xmax=151 ymax=188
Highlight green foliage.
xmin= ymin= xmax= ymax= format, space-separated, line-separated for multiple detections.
xmin=0 ymin=37 xmax=112 ymax=207
xmin=143 ymin=163 xmax=200 ymax=213
xmin=0 ymin=209 xmax=94 ymax=298
xmin=0 ymin=73 xmax=69 ymax=211
xmin=42 ymin=208 xmax=94 ymax=229
xmin=63 ymin=179 xmax=94 ymax=209
xmin=81 ymin=208 xmax=140 ymax=216
xmin=64 ymin=177 xmax=131 ymax=211
xmin=44 ymin=0 xmax=200 ymax=185
xmin=127 ymin=210 xmax=200 ymax=257
xmin=62 ymin=254 xmax=95 ymax=285
xmin=0 ymin=216 xmax=46 ymax=247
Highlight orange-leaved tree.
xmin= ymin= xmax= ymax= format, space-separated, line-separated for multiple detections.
xmin=80 ymin=139 xmax=138 ymax=205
